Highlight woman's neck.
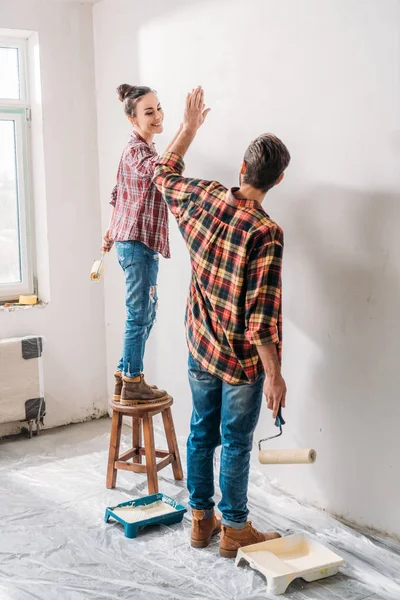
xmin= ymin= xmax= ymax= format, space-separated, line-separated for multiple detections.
xmin=134 ymin=126 xmax=154 ymax=146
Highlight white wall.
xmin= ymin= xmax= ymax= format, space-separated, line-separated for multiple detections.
xmin=93 ymin=0 xmax=400 ymax=537
xmin=0 ymin=0 xmax=108 ymax=434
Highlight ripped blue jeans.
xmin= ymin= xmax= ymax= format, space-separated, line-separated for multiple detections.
xmin=115 ymin=241 xmax=159 ymax=378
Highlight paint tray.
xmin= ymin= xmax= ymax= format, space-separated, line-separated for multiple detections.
xmin=104 ymin=493 xmax=187 ymax=539
xmin=236 ymin=533 xmax=344 ymax=595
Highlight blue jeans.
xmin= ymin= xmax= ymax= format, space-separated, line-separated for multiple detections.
xmin=115 ymin=241 xmax=159 ymax=378
xmin=187 ymin=353 xmax=264 ymax=528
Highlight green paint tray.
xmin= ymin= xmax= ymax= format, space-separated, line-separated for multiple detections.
xmin=105 ymin=493 xmax=187 ymax=538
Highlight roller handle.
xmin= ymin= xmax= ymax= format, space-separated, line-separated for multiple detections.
xmin=275 ymin=406 xmax=286 ymax=428
xmin=258 ymin=405 xmax=286 ymax=451
xmin=97 ymin=253 xmax=105 ymax=272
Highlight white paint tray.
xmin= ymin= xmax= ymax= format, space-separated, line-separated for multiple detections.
xmin=236 ymin=533 xmax=344 ymax=595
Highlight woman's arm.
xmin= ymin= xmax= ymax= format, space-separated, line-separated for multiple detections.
xmin=165 ymin=124 xmax=183 ymax=153
xmin=101 ymin=210 xmax=115 ymax=252
xmin=101 ymin=186 xmax=117 ymax=252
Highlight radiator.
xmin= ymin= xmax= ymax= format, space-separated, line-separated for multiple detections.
xmin=0 ymin=336 xmax=45 ymax=435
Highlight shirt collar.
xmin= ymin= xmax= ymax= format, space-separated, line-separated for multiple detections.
xmin=225 ymin=188 xmax=268 ymax=213
xmin=129 ymin=129 xmax=155 ymax=148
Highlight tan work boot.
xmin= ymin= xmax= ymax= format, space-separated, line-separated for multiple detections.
xmin=191 ymin=509 xmax=222 ymax=548
xmin=121 ymin=374 xmax=168 ymax=405
xmin=220 ymin=521 xmax=281 ymax=558
xmin=113 ymin=372 xmax=157 ymax=403
xmin=113 ymin=372 xmax=123 ymax=402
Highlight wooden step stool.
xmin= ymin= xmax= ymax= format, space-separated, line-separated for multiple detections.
xmin=106 ymin=396 xmax=183 ymax=493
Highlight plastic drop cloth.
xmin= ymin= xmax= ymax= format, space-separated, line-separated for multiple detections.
xmin=0 ymin=418 xmax=399 ymax=600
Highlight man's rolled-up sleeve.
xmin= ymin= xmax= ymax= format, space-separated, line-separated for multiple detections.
xmin=245 ymin=235 xmax=283 ymax=346
xmin=154 ymin=152 xmax=214 ymax=218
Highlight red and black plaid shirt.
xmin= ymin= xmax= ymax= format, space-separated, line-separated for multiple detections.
xmin=154 ymin=152 xmax=283 ymax=385
xmin=109 ymin=131 xmax=170 ymax=258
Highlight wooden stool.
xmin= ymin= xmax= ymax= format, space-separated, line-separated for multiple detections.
xmin=106 ymin=396 xmax=183 ymax=493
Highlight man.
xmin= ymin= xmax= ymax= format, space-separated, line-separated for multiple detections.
xmin=154 ymin=87 xmax=290 ymax=558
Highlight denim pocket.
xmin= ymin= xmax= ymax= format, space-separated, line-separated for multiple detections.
xmin=144 ymin=247 xmax=159 ymax=261
xmin=116 ymin=242 xmax=134 ymax=270
xmin=188 ymin=367 xmax=215 ymax=382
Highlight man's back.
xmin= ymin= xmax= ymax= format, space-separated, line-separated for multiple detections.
xmin=154 ymin=152 xmax=283 ymax=384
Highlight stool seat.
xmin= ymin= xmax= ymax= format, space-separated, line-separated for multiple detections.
xmin=106 ymin=395 xmax=183 ymax=494
xmin=109 ymin=396 xmax=172 ymax=416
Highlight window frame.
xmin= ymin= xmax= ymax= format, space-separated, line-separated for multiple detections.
xmin=0 ymin=37 xmax=34 ymax=301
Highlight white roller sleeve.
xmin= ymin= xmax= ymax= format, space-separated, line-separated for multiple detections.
xmin=258 ymin=448 xmax=317 ymax=465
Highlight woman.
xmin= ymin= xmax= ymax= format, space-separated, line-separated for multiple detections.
xmin=102 ymin=84 xmax=180 ymax=406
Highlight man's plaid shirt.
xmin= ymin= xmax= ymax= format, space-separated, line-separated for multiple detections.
xmin=154 ymin=152 xmax=283 ymax=385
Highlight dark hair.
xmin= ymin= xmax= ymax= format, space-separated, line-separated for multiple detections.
xmin=243 ymin=134 xmax=291 ymax=192
xmin=117 ymin=84 xmax=154 ymax=118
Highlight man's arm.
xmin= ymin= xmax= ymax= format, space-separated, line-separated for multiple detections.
xmin=153 ymin=87 xmax=216 ymax=218
xmin=154 ymin=153 xmax=216 ymax=218
xmin=257 ymin=343 xmax=286 ymax=419
xmin=245 ymin=231 xmax=286 ymax=418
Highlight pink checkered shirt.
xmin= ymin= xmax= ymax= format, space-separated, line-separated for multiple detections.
xmin=109 ymin=131 xmax=170 ymax=258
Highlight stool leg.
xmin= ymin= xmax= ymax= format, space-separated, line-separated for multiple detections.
xmin=106 ymin=410 xmax=123 ymax=489
xmin=162 ymin=407 xmax=184 ymax=481
xmin=142 ymin=413 xmax=158 ymax=494
xmin=132 ymin=417 xmax=142 ymax=464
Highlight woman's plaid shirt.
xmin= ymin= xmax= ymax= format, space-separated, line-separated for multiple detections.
xmin=109 ymin=131 xmax=170 ymax=258
xmin=154 ymin=152 xmax=283 ymax=385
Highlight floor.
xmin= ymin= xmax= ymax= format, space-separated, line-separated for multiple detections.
xmin=1 ymin=418 xmax=399 ymax=600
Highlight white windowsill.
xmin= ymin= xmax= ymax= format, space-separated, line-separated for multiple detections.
xmin=0 ymin=300 xmax=48 ymax=312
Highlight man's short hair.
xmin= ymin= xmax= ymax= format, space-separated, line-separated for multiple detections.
xmin=243 ymin=134 xmax=291 ymax=192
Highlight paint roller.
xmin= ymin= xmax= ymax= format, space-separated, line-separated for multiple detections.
xmin=258 ymin=408 xmax=317 ymax=465
xmin=90 ymin=253 xmax=105 ymax=282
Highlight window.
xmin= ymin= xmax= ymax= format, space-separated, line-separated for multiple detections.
xmin=0 ymin=38 xmax=33 ymax=301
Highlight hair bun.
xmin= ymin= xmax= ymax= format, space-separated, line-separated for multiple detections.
xmin=117 ymin=84 xmax=135 ymax=102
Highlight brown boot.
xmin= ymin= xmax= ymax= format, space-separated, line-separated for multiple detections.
xmin=121 ymin=374 xmax=168 ymax=405
xmin=113 ymin=372 xmax=123 ymax=402
xmin=191 ymin=509 xmax=222 ymax=548
xmin=220 ymin=521 xmax=281 ymax=558
xmin=113 ymin=372 xmax=157 ymax=402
